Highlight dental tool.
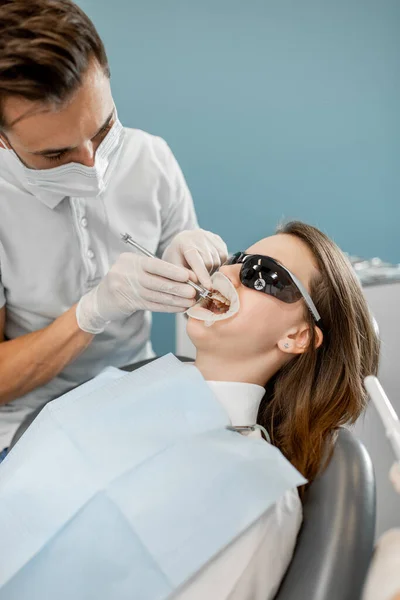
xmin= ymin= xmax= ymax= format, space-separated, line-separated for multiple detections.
xmin=121 ymin=232 xmax=213 ymax=300
xmin=186 ymin=271 xmax=239 ymax=327
xmin=365 ymin=376 xmax=400 ymax=462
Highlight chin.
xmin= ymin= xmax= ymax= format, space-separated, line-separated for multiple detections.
xmin=186 ymin=314 xmax=236 ymax=350
xmin=186 ymin=316 xmax=211 ymax=348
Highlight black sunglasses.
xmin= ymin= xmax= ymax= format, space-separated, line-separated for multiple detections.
xmin=225 ymin=252 xmax=323 ymax=328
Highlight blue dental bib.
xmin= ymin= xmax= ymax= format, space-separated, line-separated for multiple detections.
xmin=0 ymin=355 xmax=305 ymax=599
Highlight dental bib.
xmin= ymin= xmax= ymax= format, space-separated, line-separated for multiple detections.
xmin=0 ymin=355 xmax=305 ymax=600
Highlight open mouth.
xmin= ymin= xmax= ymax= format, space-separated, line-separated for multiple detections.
xmin=186 ymin=272 xmax=240 ymax=325
xmin=200 ymin=290 xmax=230 ymax=314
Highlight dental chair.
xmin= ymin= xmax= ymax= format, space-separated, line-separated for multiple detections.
xmin=8 ymin=357 xmax=376 ymax=600
xmin=275 ymin=427 xmax=375 ymax=600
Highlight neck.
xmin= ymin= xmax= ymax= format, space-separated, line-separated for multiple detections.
xmin=194 ymin=350 xmax=279 ymax=387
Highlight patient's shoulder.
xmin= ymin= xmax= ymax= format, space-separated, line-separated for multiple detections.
xmin=220 ymin=490 xmax=302 ymax=600
xmin=273 ymin=487 xmax=302 ymax=524
xmin=256 ymin=488 xmax=302 ymax=550
xmin=173 ymin=489 xmax=302 ymax=600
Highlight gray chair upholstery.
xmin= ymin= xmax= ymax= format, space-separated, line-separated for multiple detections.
xmin=275 ymin=428 xmax=375 ymax=600
xmin=9 ymin=358 xmax=376 ymax=600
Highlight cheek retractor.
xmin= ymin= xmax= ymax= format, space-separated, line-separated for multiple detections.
xmin=186 ymin=272 xmax=240 ymax=327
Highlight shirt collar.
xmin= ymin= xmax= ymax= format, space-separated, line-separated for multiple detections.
xmin=33 ymin=191 xmax=66 ymax=209
xmin=206 ymin=380 xmax=265 ymax=427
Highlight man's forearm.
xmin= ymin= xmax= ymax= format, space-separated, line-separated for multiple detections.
xmin=0 ymin=305 xmax=94 ymax=404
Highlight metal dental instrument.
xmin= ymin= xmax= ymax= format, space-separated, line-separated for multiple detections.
xmin=121 ymin=233 xmax=213 ymax=300
xmin=365 ymin=376 xmax=400 ymax=462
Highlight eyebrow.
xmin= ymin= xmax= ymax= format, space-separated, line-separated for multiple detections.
xmin=30 ymin=110 xmax=114 ymax=156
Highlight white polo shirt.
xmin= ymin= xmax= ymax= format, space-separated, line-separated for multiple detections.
xmin=0 ymin=128 xmax=198 ymax=448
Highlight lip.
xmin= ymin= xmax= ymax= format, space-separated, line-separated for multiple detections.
xmin=186 ymin=272 xmax=240 ymax=324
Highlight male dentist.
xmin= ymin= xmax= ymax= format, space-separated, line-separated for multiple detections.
xmin=0 ymin=0 xmax=227 ymax=452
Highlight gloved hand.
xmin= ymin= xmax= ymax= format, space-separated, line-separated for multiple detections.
xmin=162 ymin=229 xmax=228 ymax=290
xmin=76 ymin=253 xmax=196 ymax=334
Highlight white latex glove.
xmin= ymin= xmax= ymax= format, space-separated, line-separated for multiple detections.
xmin=162 ymin=229 xmax=228 ymax=290
xmin=76 ymin=253 xmax=196 ymax=334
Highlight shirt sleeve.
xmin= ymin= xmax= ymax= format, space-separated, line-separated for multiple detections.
xmin=173 ymin=488 xmax=302 ymax=600
xmin=151 ymin=137 xmax=199 ymax=258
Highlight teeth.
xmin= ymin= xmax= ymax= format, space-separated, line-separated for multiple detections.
xmin=211 ymin=291 xmax=230 ymax=305
xmin=186 ymin=272 xmax=240 ymax=326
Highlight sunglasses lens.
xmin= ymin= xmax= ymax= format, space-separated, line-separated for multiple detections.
xmin=224 ymin=252 xmax=321 ymax=326
xmin=240 ymin=256 xmax=302 ymax=304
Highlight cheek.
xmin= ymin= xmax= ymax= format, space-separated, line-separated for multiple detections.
xmin=13 ymin=150 xmax=53 ymax=170
xmin=27 ymin=157 xmax=51 ymax=170
xmin=227 ymin=292 xmax=287 ymax=350
xmin=188 ymin=289 xmax=307 ymax=354
xmin=187 ymin=291 xmax=291 ymax=353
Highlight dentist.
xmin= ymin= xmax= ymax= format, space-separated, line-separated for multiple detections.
xmin=0 ymin=0 xmax=227 ymax=452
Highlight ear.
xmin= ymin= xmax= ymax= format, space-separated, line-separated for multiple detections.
xmin=278 ymin=324 xmax=323 ymax=355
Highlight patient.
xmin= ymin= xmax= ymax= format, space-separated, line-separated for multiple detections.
xmin=177 ymin=220 xmax=380 ymax=599
xmin=0 ymin=222 xmax=380 ymax=600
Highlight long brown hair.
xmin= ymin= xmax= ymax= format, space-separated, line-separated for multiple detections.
xmin=0 ymin=0 xmax=109 ymax=130
xmin=258 ymin=222 xmax=380 ymax=491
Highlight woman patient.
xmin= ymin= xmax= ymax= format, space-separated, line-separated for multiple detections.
xmin=0 ymin=222 xmax=379 ymax=600
xmin=177 ymin=220 xmax=380 ymax=599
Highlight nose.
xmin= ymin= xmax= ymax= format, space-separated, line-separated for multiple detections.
xmin=74 ymin=141 xmax=95 ymax=167
xmin=219 ymin=264 xmax=241 ymax=288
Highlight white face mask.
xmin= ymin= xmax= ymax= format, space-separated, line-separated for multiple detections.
xmin=0 ymin=116 xmax=125 ymax=203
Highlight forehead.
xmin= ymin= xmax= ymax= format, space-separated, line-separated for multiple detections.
xmin=246 ymin=233 xmax=319 ymax=288
xmin=3 ymin=61 xmax=112 ymax=151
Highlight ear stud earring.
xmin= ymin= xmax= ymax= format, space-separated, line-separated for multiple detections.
xmin=284 ymin=343 xmax=290 ymax=349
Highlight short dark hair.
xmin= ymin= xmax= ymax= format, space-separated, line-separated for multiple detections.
xmin=0 ymin=0 xmax=110 ymax=129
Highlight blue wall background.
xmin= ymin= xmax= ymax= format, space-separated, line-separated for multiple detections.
xmin=78 ymin=0 xmax=400 ymax=355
